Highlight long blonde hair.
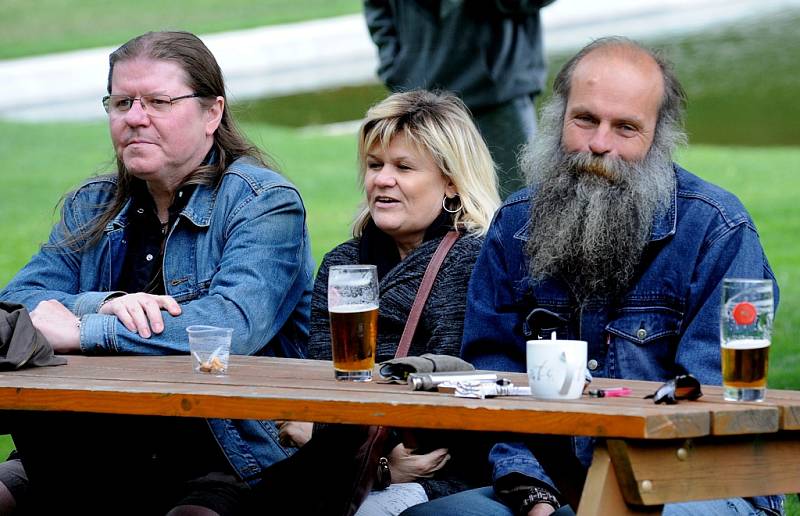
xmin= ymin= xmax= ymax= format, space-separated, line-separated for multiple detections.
xmin=353 ymin=90 xmax=500 ymax=237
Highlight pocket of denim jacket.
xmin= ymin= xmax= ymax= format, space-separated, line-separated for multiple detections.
xmin=605 ymin=305 xmax=683 ymax=345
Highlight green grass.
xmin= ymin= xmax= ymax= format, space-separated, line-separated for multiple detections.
xmin=0 ymin=0 xmax=361 ymax=60
xmin=237 ymin=84 xmax=390 ymax=128
xmin=667 ymin=11 xmax=800 ymax=147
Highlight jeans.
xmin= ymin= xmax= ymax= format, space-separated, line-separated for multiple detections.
xmin=664 ymin=498 xmax=770 ymax=515
xmin=399 ymin=486 xmax=768 ymax=516
xmin=356 ymin=483 xmax=429 ymax=516
xmin=399 ymin=487 xmax=510 ymax=516
xmin=473 ymin=95 xmax=537 ymax=200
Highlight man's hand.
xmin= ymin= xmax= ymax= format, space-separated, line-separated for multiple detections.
xmin=528 ymin=504 xmax=556 ymax=516
xmin=99 ymin=293 xmax=181 ymax=338
xmin=30 ymin=300 xmax=81 ymax=353
xmin=387 ymin=443 xmax=450 ymax=484
xmin=276 ymin=421 xmax=313 ymax=448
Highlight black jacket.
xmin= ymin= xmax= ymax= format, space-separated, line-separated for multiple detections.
xmin=365 ymin=0 xmax=555 ymax=111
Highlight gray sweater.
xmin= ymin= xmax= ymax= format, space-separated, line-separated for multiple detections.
xmin=308 ymin=234 xmax=483 ymax=362
xmin=308 ymin=233 xmax=493 ymax=499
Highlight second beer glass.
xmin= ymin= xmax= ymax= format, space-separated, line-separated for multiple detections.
xmin=328 ymin=265 xmax=379 ymax=381
xmin=720 ymin=278 xmax=773 ymax=402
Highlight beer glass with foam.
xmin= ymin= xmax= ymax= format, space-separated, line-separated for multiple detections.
xmin=720 ymin=278 xmax=774 ymax=402
xmin=328 ymin=265 xmax=379 ymax=381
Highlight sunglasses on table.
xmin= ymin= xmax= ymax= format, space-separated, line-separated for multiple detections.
xmin=645 ymin=374 xmax=703 ymax=404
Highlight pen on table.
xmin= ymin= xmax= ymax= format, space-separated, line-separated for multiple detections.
xmin=588 ymin=387 xmax=632 ymax=398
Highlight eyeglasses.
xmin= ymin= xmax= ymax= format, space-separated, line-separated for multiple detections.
xmin=101 ymin=93 xmax=201 ymax=116
xmin=645 ymin=374 xmax=703 ymax=404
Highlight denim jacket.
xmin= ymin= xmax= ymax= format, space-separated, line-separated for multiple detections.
xmin=0 ymin=157 xmax=315 ymax=483
xmin=461 ymin=165 xmax=782 ymax=513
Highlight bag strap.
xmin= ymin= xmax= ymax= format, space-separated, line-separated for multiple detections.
xmin=394 ymin=230 xmax=460 ymax=359
xmin=342 ymin=231 xmax=460 ymax=516
xmin=343 ymin=425 xmax=391 ymax=516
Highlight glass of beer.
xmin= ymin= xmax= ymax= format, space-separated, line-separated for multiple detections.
xmin=720 ymin=278 xmax=774 ymax=402
xmin=328 ymin=265 xmax=379 ymax=381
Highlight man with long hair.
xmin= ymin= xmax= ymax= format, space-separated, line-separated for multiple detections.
xmin=0 ymin=31 xmax=314 ymax=515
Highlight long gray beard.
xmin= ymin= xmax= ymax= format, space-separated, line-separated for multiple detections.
xmin=523 ymin=103 xmax=678 ymax=302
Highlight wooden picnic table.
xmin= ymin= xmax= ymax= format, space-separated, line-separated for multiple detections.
xmin=0 ymin=355 xmax=798 ymax=515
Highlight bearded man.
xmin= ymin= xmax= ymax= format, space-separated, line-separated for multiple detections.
xmin=400 ymin=38 xmax=781 ymax=516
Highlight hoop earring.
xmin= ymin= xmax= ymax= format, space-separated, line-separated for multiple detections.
xmin=442 ymin=194 xmax=463 ymax=214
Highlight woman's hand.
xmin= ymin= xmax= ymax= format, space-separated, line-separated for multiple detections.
xmin=276 ymin=421 xmax=314 ymax=448
xmin=387 ymin=443 xmax=450 ymax=484
xmin=99 ymin=293 xmax=181 ymax=338
xmin=528 ymin=504 xmax=556 ymax=516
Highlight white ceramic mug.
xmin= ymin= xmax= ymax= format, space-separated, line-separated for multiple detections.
xmin=526 ymin=339 xmax=588 ymax=399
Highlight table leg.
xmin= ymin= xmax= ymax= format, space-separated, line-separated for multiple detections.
xmin=577 ymin=442 xmax=662 ymax=516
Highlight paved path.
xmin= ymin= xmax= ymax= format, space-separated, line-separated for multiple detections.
xmin=1 ymin=0 xmax=798 ymax=122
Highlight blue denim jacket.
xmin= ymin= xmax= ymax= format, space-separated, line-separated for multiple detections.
xmin=461 ymin=165 xmax=782 ymax=513
xmin=0 ymin=157 xmax=315 ymax=483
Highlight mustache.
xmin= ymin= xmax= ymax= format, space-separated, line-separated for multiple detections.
xmin=565 ymin=152 xmax=631 ymax=183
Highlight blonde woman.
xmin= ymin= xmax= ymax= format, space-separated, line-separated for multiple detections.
xmin=309 ymin=89 xmax=500 ymax=359
xmin=272 ymin=90 xmax=500 ymax=516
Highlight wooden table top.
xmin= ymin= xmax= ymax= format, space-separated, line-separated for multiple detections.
xmin=0 ymin=355 xmax=797 ymax=440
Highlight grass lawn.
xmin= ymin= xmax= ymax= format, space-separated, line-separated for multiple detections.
xmin=0 ymin=0 xmax=361 ymax=60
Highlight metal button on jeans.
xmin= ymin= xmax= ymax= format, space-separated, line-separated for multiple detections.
xmin=588 ymin=359 xmax=598 ymax=370
xmin=637 ymin=328 xmax=647 ymax=340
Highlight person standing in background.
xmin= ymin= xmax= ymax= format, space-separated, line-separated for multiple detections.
xmin=364 ymin=0 xmax=556 ymax=199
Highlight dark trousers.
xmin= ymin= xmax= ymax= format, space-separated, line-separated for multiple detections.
xmin=473 ymin=94 xmax=538 ymax=200
xmin=8 ymin=411 xmax=234 ymax=515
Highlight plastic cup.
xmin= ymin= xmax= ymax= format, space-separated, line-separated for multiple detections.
xmin=187 ymin=325 xmax=233 ymax=377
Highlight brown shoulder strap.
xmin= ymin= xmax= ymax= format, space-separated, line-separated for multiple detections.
xmin=394 ymin=231 xmax=460 ymax=359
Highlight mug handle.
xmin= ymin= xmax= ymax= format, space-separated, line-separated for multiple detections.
xmin=558 ymin=351 xmax=574 ymax=396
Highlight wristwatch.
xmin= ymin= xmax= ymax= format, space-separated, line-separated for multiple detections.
xmin=519 ymin=486 xmax=561 ymax=514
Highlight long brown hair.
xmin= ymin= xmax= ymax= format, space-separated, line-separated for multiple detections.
xmin=60 ymin=31 xmax=273 ymax=250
